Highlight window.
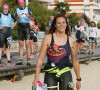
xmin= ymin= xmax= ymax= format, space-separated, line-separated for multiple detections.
xmin=59 ymin=0 xmax=64 ymax=2
xmin=84 ymin=0 xmax=90 ymax=5
xmin=85 ymin=10 xmax=90 ymax=18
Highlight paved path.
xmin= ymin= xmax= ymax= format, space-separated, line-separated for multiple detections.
xmin=0 ymin=46 xmax=100 ymax=77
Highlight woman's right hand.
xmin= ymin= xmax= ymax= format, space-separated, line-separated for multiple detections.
xmin=32 ymin=76 xmax=39 ymax=88
xmin=18 ymin=14 xmax=22 ymax=18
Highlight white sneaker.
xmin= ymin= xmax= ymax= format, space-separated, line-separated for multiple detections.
xmin=36 ymin=53 xmax=39 ymax=55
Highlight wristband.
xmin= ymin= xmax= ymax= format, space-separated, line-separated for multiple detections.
xmin=77 ymin=78 xmax=81 ymax=81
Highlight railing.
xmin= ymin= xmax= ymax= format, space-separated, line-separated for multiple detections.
xmin=93 ymin=3 xmax=100 ymax=9
xmin=93 ymin=15 xmax=100 ymax=19
xmin=37 ymin=0 xmax=54 ymax=3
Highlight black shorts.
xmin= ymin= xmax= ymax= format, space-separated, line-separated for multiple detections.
xmin=30 ymin=30 xmax=34 ymax=40
xmin=30 ymin=35 xmax=37 ymax=42
xmin=44 ymin=71 xmax=73 ymax=90
xmin=18 ymin=26 xmax=30 ymax=40
xmin=0 ymin=27 xmax=12 ymax=48
xmin=76 ymin=31 xmax=85 ymax=43
xmin=33 ymin=36 xmax=37 ymax=42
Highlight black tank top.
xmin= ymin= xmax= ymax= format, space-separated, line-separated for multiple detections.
xmin=47 ymin=33 xmax=72 ymax=68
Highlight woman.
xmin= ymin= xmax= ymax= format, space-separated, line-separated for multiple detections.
xmin=0 ymin=4 xmax=17 ymax=67
xmin=32 ymin=19 xmax=39 ymax=55
xmin=88 ymin=21 xmax=99 ymax=55
xmin=33 ymin=14 xmax=81 ymax=90
xmin=75 ymin=21 xmax=85 ymax=53
xmin=29 ymin=20 xmax=39 ymax=58
xmin=29 ymin=21 xmax=35 ymax=58
xmin=15 ymin=0 xmax=34 ymax=66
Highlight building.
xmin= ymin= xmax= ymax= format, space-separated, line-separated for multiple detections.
xmin=1 ymin=0 xmax=99 ymax=23
xmin=34 ymin=0 xmax=100 ymax=24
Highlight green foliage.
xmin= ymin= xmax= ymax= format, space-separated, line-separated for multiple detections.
xmin=28 ymin=2 xmax=58 ymax=31
xmin=0 ymin=7 xmax=2 ymax=13
xmin=67 ymin=12 xmax=80 ymax=27
xmin=55 ymin=2 xmax=70 ymax=12
xmin=97 ymin=21 xmax=100 ymax=29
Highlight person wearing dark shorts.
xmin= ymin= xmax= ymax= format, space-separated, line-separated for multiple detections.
xmin=0 ymin=4 xmax=17 ymax=67
xmin=32 ymin=20 xmax=39 ymax=55
xmin=29 ymin=21 xmax=35 ymax=58
xmin=33 ymin=36 xmax=37 ymax=42
xmin=14 ymin=0 xmax=34 ymax=66
xmin=29 ymin=20 xmax=39 ymax=58
xmin=33 ymin=14 xmax=81 ymax=90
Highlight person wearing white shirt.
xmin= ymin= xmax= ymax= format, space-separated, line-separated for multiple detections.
xmin=88 ymin=21 xmax=99 ymax=55
xmin=75 ymin=21 xmax=85 ymax=53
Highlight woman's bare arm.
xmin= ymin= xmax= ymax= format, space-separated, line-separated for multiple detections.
xmin=70 ymin=38 xmax=80 ymax=79
xmin=35 ymin=35 xmax=50 ymax=77
xmin=70 ymin=37 xmax=81 ymax=89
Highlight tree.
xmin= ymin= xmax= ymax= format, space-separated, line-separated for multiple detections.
xmin=28 ymin=2 xmax=58 ymax=30
xmin=97 ymin=21 xmax=100 ymax=29
xmin=67 ymin=12 xmax=80 ymax=27
xmin=54 ymin=2 xmax=70 ymax=12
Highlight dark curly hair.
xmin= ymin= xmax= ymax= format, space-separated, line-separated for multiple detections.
xmin=90 ymin=21 xmax=96 ymax=27
xmin=49 ymin=14 xmax=71 ymax=36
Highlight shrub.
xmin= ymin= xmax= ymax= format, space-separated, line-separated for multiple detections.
xmin=67 ymin=12 xmax=80 ymax=27
xmin=97 ymin=21 xmax=100 ymax=29
xmin=55 ymin=2 xmax=70 ymax=12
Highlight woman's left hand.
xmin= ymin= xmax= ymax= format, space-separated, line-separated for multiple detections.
xmin=76 ymin=81 xmax=81 ymax=90
xmin=25 ymin=13 xmax=30 ymax=17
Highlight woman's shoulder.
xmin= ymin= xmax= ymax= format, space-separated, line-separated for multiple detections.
xmin=94 ymin=27 xmax=98 ymax=29
xmin=91 ymin=27 xmax=98 ymax=29
xmin=88 ymin=26 xmax=92 ymax=29
xmin=44 ymin=34 xmax=52 ymax=38
xmin=80 ymin=26 xmax=84 ymax=29
xmin=43 ymin=34 xmax=52 ymax=42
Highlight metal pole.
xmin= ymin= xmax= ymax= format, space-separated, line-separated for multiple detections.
xmin=26 ymin=0 xmax=28 ymax=6
xmin=84 ymin=5 xmax=85 ymax=14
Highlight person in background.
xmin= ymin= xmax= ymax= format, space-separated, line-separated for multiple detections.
xmin=25 ymin=20 xmax=39 ymax=58
xmin=30 ymin=19 xmax=39 ymax=58
xmin=88 ymin=21 xmax=99 ymax=55
xmin=45 ymin=15 xmax=54 ymax=34
xmin=32 ymin=19 xmax=39 ymax=55
xmin=75 ymin=21 xmax=85 ymax=54
xmin=60 ymin=10 xmax=71 ymax=35
xmin=14 ymin=0 xmax=34 ymax=66
xmin=60 ymin=10 xmax=69 ymax=24
xmin=80 ymin=21 xmax=85 ymax=49
xmin=29 ymin=20 xmax=35 ymax=58
xmin=33 ymin=14 xmax=81 ymax=90
xmin=0 ymin=4 xmax=17 ymax=67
